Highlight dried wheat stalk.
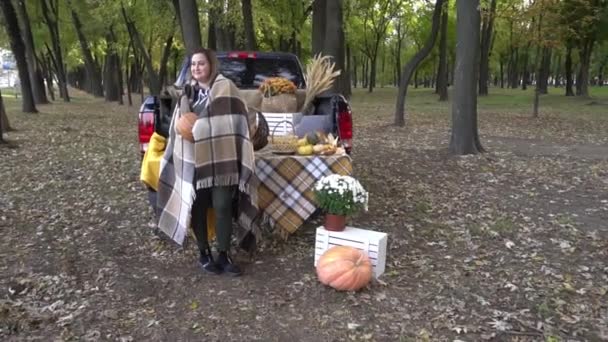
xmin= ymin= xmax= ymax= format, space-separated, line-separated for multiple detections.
xmin=301 ymin=54 xmax=341 ymax=113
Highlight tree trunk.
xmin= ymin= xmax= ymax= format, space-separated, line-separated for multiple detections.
xmin=33 ymin=58 xmax=47 ymax=102
xmin=352 ymin=54 xmax=358 ymax=87
xmin=533 ymin=84 xmax=540 ymax=117
xmin=565 ymin=45 xmax=575 ymax=96
xmin=69 ymin=1 xmax=104 ymax=97
xmin=122 ymin=4 xmax=161 ymax=95
xmin=158 ymin=31 xmax=175 ymax=87
xmin=554 ymin=53 xmax=562 ymax=87
xmin=15 ymin=0 xmax=48 ymax=104
xmin=171 ymin=0 xmax=181 ymax=23
xmin=0 ymin=0 xmax=37 ymax=113
xmin=223 ymin=0 xmax=238 ymax=50
xmin=312 ymin=0 xmax=327 ymax=56
xmin=499 ymin=58 xmax=504 ymax=88
xmin=478 ymin=0 xmax=497 ymax=96
xmin=576 ymin=57 xmax=583 ymax=95
xmin=104 ymin=28 xmax=121 ymax=102
xmin=116 ymin=54 xmax=124 ymax=105
xmin=210 ymin=0 xmax=234 ymax=51
xmin=346 ymin=44 xmax=352 ymax=88
xmin=533 ymin=14 xmax=543 ymax=118
xmin=178 ymin=0 xmax=202 ymax=54
xmin=368 ymin=56 xmax=377 ymax=92
xmin=207 ymin=13 xmax=217 ymax=50
xmin=242 ymin=0 xmax=256 ymax=50
xmin=395 ymin=19 xmax=403 ymax=87
xmin=538 ymin=47 xmax=551 ymax=94
xmin=125 ymin=44 xmax=133 ymax=106
xmin=67 ymin=67 xmax=85 ymax=89
xmin=521 ymin=44 xmax=531 ymax=90
xmin=576 ymin=38 xmax=594 ymax=97
xmin=381 ymin=44 xmax=386 ymax=88
xmin=0 ymin=89 xmax=3 ymax=140
xmin=323 ymin=0 xmax=350 ymax=97
xmin=278 ymin=35 xmax=289 ymax=52
xmin=450 ymin=0 xmax=483 ymax=155
xmin=41 ymin=53 xmax=55 ymax=101
xmin=437 ymin=2 xmax=449 ymax=101
xmin=507 ymin=22 xmax=515 ymax=88
xmin=362 ymin=57 xmax=368 ymax=88
xmin=508 ymin=48 xmax=519 ymax=89
xmin=289 ymin=30 xmax=298 ymax=54
xmin=103 ymin=33 xmax=119 ymax=101
xmin=394 ymin=0 xmax=444 ymax=126
xmin=599 ymin=58 xmax=606 ymax=87
xmin=41 ymin=0 xmax=69 ymax=102
xmin=0 ymin=88 xmax=12 ymax=137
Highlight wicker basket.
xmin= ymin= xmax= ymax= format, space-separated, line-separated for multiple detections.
xmin=251 ymin=112 xmax=269 ymax=151
xmin=270 ymin=120 xmax=298 ymax=154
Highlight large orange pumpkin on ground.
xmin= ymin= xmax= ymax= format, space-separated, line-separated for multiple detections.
xmin=176 ymin=112 xmax=198 ymax=142
xmin=316 ymin=246 xmax=373 ymax=291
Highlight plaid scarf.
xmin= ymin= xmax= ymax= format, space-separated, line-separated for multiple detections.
xmin=157 ymin=75 xmax=259 ymax=249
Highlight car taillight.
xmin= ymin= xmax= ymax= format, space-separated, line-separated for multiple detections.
xmin=337 ymin=105 xmax=353 ymax=153
xmin=138 ymin=111 xmax=155 ymax=154
xmin=227 ymin=51 xmax=257 ymax=59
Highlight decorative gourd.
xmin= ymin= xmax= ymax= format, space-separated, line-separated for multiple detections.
xmin=316 ymin=246 xmax=372 ymax=291
xmin=305 ymin=133 xmax=319 ymax=145
xmin=176 ymin=112 xmax=197 ymax=142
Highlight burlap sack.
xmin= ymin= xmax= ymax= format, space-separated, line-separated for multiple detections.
xmin=261 ymin=93 xmax=298 ymax=113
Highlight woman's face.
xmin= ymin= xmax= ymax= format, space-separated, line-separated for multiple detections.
xmin=191 ymin=53 xmax=211 ymax=84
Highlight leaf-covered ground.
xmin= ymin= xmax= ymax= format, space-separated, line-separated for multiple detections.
xmin=1 ymin=87 xmax=607 ymax=341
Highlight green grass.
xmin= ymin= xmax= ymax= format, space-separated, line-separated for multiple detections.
xmin=414 ymin=200 xmax=432 ymax=215
xmin=490 ymin=216 xmax=517 ymax=234
xmin=350 ymin=85 xmax=608 ymax=122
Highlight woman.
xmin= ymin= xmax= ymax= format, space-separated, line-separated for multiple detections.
xmin=156 ymin=48 xmax=259 ymax=276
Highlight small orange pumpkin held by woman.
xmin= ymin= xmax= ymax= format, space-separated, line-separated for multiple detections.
xmin=176 ymin=112 xmax=198 ymax=142
xmin=316 ymin=246 xmax=373 ymax=291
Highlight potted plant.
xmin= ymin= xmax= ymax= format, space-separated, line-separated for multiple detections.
xmin=258 ymin=77 xmax=298 ymax=113
xmin=313 ymin=174 xmax=369 ymax=231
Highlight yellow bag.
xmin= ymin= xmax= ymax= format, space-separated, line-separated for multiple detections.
xmin=140 ymin=133 xmax=166 ymax=191
xmin=189 ymin=208 xmax=217 ymax=241
xmin=204 ymin=208 xmax=216 ymax=241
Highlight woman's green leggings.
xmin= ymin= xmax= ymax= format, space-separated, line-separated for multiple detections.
xmin=191 ymin=186 xmax=235 ymax=252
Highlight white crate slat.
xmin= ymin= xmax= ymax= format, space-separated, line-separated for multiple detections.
xmin=314 ymin=247 xmax=380 ymax=260
xmin=263 ymin=113 xmax=295 ymax=136
xmin=314 ymin=245 xmax=380 ymax=265
xmin=314 ymin=226 xmax=388 ymax=278
xmin=314 ymin=252 xmax=380 ymax=267
xmin=315 ymin=236 xmax=382 ymax=250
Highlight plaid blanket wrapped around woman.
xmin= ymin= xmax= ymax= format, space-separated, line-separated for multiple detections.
xmin=156 ymin=74 xmax=259 ymax=249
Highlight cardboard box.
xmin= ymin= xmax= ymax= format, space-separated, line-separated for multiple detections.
xmin=314 ymin=226 xmax=388 ymax=278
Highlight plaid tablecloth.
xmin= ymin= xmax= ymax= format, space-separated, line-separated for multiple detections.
xmin=255 ymin=152 xmax=353 ymax=237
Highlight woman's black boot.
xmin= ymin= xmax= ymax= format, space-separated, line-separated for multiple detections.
xmin=199 ymin=248 xmax=221 ymax=275
xmin=216 ymin=251 xmax=242 ymax=277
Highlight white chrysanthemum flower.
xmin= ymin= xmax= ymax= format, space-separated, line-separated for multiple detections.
xmin=313 ymin=174 xmax=369 ymax=215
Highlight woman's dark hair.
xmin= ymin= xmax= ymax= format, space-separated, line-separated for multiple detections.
xmin=190 ymin=47 xmax=219 ymax=83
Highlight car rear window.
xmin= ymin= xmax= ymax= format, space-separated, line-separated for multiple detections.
xmin=218 ymin=57 xmax=305 ymax=89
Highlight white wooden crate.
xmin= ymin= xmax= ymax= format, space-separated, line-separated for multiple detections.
xmin=263 ymin=113 xmax=296 ymax=136
xmin=314 ymin=226 xmax=388 ymax=278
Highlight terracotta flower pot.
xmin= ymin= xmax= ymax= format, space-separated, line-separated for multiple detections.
xmin=324 ymin=214 xmax=346 ymax=232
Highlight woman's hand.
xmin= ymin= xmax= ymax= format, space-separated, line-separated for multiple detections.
xmin=176 ymin=112 xmax=198 ymax=142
